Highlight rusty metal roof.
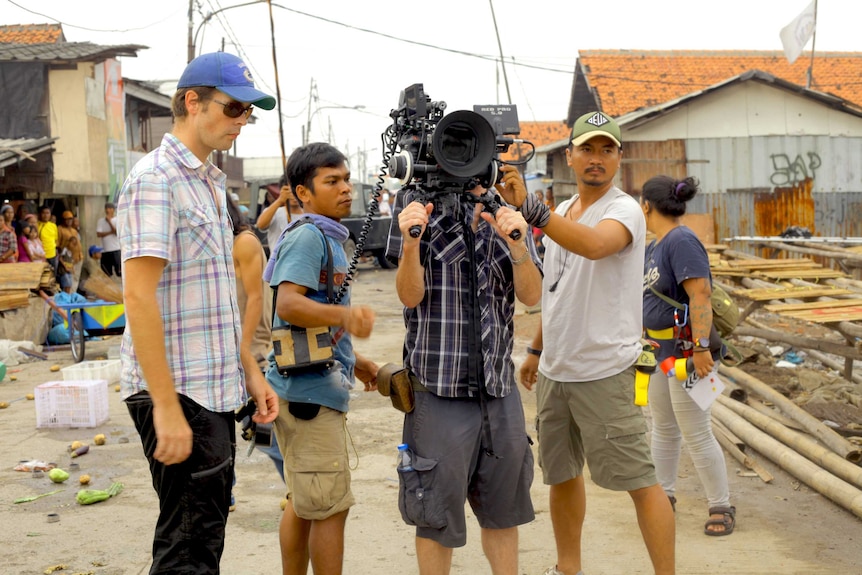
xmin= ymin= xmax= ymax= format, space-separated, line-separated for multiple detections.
xmin=0 ymin=137 xmax=58 ymax=169
xmin=0 ymin=41 xmax=146 ymax=63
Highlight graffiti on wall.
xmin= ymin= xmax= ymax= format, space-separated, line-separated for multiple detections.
xmin=769 ymin=152 xmax=822 ymax=186
xmin=815 ymin=201 xmax=857 ymax=228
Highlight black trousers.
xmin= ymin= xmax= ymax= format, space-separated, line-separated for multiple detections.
xmin=126 ymin=391 xmax=236 ymax=574
xmin=101 ymin=249 xmax=121 ymax=277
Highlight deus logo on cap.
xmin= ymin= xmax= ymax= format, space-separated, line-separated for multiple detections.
xmin=585 ymin=112 xmax=610 ymax=127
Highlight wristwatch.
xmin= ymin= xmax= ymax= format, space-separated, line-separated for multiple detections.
xmin=526 ymin=346 xmax=542 ymax=357
xmin=693 ymin=337 xmax=710 ymax=352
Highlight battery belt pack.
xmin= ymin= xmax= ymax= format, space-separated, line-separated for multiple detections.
xmin=376 ymin=363 xmax=424 ymax=413
xmin=271 ymin=219 xmax=336 ymax=376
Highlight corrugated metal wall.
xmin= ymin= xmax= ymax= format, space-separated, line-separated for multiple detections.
xmin=622 ymin=140 xmax=687 ymax=195
xmin=684 ymin=136 xmax=862 ymax=243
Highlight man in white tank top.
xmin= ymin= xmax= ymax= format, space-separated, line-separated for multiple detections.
xmin=497 ymin=112 xmax=675 ymax=575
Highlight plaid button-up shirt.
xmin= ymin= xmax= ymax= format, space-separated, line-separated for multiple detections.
xmin=117 ymin=133 xmax=245 ymax=412
xmin=386 ymin=189 xmax=541 ymax=398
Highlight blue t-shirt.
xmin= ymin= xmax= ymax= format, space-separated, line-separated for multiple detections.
xmin=643 ymin=226 xmax=711 ymax=361
xmin=265 ymin=223 xmax=355 ymax=412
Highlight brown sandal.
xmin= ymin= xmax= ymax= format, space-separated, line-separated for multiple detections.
xmin=704 ymin=505 xmax=736 ymax=536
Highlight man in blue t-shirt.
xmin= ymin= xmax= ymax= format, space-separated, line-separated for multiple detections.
xmin=264 ymin=142 xmax=379 ymax=575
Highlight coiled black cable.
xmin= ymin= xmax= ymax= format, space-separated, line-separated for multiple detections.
xmin=333 ymin=122 xmax=399 ymax=304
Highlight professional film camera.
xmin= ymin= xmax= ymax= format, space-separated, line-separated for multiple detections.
xmin=330 ymin=83 xmax=536 ymax=302
xmin=386 ymin=83 xmax=534 ymax=238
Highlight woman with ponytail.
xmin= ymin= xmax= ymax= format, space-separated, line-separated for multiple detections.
xmin=641 ymin=175 xmax=736 ymax=537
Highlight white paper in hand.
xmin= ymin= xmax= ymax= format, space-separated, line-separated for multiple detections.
xmin=681 ymin=371 xmax=725 ymax=411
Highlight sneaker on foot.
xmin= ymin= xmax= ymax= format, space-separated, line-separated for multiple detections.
xmin=543 ymin=568 xmax=563 ymax=575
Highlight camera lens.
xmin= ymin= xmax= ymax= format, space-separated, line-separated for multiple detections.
xmin=439 ymin=124 xmax=479 ymax=165
xmin=432 ymin=110 xmax=496 ymax=179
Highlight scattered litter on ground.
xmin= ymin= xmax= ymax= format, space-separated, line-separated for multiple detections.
xmin=14 ymin=460 xmax=56 ymax=472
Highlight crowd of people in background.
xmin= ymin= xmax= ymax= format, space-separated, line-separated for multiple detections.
xmin=0 ymin=199 xmax=124 ymax=349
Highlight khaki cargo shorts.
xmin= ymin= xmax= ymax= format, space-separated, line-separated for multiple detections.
xmin=273 ymin=399 xmax=355 ymax=520
xmin=535 ymin=366 xmax=657 ymax=491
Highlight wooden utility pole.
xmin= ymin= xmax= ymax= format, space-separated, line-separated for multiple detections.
xmin=266 ymin=0 xmax=287 ymax=173
xmin=187 ymin=0 xmax=195 ymax=63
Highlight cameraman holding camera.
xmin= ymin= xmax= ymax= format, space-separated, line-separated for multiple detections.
xmin=386 ymin=177 xmax=542 ymax=574
xmin=510 ymin=112 xmax=675 ymax=575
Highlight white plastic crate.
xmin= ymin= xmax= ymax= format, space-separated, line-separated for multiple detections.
xmin=35 ymin=379 xmax=110 ymax=428
xmin=61 ymin=359 xmax=121 ymax=384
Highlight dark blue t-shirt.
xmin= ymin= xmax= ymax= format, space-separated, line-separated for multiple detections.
xmin=643 ymin=226 xmax=711 ymax=360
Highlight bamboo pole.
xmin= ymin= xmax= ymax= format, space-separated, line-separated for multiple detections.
xmin=732 ymin=325 xmax=862 ymax=360
xmin=711 ymin=421 xmax=774 ymax=483
xmin=745 ymin=397 xmax=806 ymax=431
xmin=806 ymin=349 xmax=862 ymax=385
xmin=712 ymin=402 xmax=862 ymax=519
xmin=717 ymin=395 xmax=862 ymax=490
xmin=756 ymin=241 xmax=862 ymax=265
xmin=712 ymin=417 xmax=745 ymax=451
xmin=718 ymin=365 xmax=862 ymax=463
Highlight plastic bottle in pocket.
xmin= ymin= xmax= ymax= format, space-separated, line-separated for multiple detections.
xmin=396 ymin=443 xmax=414 ymax=471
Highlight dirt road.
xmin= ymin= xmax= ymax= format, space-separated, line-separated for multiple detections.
xmin=1 ymin=264 xmax=860 ymax=574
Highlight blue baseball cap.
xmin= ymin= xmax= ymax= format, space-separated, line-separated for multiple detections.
xmin=88 ymin=245 xmax=103 ymax=257
xmin=178 ymin=52 xmax=276 ymax=110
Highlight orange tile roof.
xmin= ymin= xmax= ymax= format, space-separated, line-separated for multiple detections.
xmin=0 ymin=23 xmax=65 ymax=44
xmin=577 ymin=50 xmax=862 ymax=117
xmin=500 ymin=121 xmax=569 ymax=161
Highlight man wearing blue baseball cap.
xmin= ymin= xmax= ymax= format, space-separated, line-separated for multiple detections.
xmin=116 ymin=52 xmax=279 ymax=573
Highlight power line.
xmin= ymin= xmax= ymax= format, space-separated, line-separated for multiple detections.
xmin=197 ymin=0 xmax=278 ymax=95
xmin=268 ymin=3 xmax=574 ymax=75
xmin=6 ymin=0 xmax=185 ymax=33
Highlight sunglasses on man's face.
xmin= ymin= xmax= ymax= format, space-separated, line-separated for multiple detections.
xmin=212 ymin=99 xmax=254 ymax=119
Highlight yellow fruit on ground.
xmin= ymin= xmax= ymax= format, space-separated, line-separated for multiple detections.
xmin=114 ymin=385 xmax=121 ymax=392
xmin=25 ymin=393 xmax=34 ymax=400
xmin=50 ymin=364 xmax=61 ymax=372
xmin=79 ymin=474 xmax=91 ymax=485
xmin=10 ymin=376 xmax=17 ymax=381
xmin=93 ymin=434 xmax=106 ymax=446
xmin=70 ymin=440 xmax=84 ymax=451
xmin=0 ymin=402 xmax=8 ymax=409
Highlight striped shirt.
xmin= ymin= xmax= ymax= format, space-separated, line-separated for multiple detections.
xmin=116 ymin=133 xmax=245 ymax=412
xmin=386 ymin=189 xmax=541 ymax=398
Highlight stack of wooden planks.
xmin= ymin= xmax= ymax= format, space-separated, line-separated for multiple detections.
xmin=0 ymin=262 xmax=55 ymax=311
xmin=712 ymin=256 xmax=847 ymax=281
xmin=733 ymin=285 xmax=862 ymax=324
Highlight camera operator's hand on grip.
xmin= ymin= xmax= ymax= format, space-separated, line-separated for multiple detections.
xmin=399 ymin=201 xmax=433 ymax=239
xmin=480 ymin=205 xmax=527 ymax=246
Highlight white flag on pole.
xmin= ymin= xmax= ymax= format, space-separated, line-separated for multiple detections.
xmin=780 ymin=0 xmax=817 ymax=64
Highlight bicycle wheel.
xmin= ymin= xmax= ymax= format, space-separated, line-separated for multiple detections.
xmin=69 ymin=311 xmax=85 ymax=363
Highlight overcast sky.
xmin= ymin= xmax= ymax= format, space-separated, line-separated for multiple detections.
xmin=3 ymin=0 xmax=860 ymax=164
